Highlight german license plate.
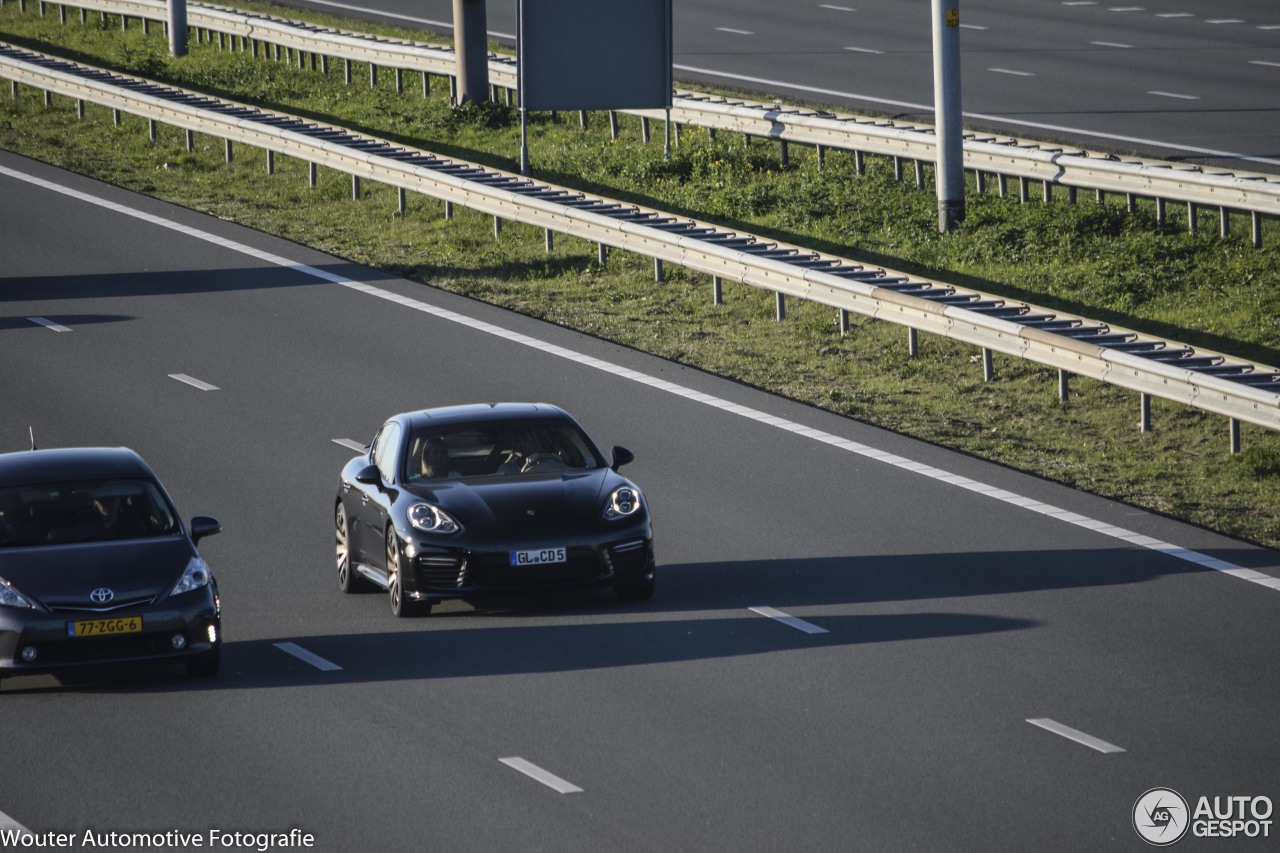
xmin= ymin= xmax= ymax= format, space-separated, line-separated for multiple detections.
xmin=509 ymin=547 xmax=567 ymax=567
xmin=68 ymin=616 xmax=143 ymax=638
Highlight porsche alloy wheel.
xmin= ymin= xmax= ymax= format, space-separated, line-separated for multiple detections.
xmin=336 ymin=503 xmax=369 ymax=593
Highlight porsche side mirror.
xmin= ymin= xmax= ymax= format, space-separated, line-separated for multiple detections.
xmin=190 ymin=516 xmax=222 ymax=544
xmin=610 ymin=446 xmax=635 ymax=471
xmin=355 ymin=464 xmax=381 ymax=485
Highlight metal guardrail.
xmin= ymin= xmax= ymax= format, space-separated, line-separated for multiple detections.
xmin=13 ymin=0 xmax=1280 ymax=245
xmin=3 ymin=43 xmax=1278 ymax=437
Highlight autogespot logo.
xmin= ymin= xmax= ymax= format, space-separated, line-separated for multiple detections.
xmin=1135 ymin=788 xmax=1190 ymax=846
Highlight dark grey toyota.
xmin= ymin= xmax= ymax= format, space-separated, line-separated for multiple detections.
xmin=0 ymin=447 xmax=223 ymax=682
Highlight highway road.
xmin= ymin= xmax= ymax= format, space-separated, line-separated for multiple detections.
xmin=3 ymin=149 xmax=1279 ymax=850
xmin=276 ymin=0 xmax=1280 ymax=174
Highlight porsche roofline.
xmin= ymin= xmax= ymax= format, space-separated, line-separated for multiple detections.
xmin=0 ymin=447 xmax=155 ymax=485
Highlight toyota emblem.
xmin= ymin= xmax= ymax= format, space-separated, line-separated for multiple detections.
xmin=89 ymin=588 xmax=115 ymax=604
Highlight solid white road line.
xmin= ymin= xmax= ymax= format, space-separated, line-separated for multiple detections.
xmin=1250 ymin=61 xmax=1280 ymax=68
xmin=273 ymin=642 xmax=343 ymax=672
xmin=749 ymin=606 xmax=829 ymax=635
xmin=1027 ymin=718 xmax=1126 ymax=754
xmin=499 ymin=758 xmax=584 ymax=794
xmin=168 ymin=373 xmax=220 ymax=391
xmin=332 ymin=438 xmax=367 ymax=452
xmin=0 ymin=808 xmax=30 ymax=833
xmin=27 ymin=316 xmax=72 ymax=332
xmin=1205 ymin=19 xmax=1244 ymax=25
xmin=4 ymin=164 xmax=1277 ymax=594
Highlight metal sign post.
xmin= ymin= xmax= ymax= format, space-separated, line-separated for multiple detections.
xmin=932 ymin=0 xmax=964 ymax=231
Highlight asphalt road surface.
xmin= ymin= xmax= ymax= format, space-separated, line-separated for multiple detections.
xmin=2 ymin=150 xmax=1279 ymax=850
xmin=273 ymin=0 xmax=1280 ymax=174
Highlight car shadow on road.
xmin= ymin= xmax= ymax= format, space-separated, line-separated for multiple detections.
xmin=5 ymin=543 xmax=1236 ymax=695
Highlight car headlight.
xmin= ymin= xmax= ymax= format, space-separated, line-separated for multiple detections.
xmin=171 ymin=556 xmax=212 ymax=596
xmin=604 ymin=486 xmax=643 ymax=521
xmin=408 ymin=503 xmax=461 ymax=535
xmin=0 ymin=577 xmax=34 ymax=610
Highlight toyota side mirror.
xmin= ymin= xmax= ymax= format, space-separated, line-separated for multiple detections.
xmin=190 ymin=516 xmax=221 ymax=544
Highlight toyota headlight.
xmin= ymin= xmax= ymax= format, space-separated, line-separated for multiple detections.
xmin=171 ymin=556 xmax=212 ymax=596
xmin=408 ymin=503 xmax=461 ymax=535
xmin=0 ymin=577 xmax=34 ymax=610
xmin=603 ymin=486 xmax=643 ymax=521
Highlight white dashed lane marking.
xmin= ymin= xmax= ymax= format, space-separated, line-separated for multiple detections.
xmin=4 ymin=164 xmax=1276 ymax=594
xmin=274 ymin=642 xmax=343 ymax=672
xmin=169 ymin=373 xmax=219 ymax=391
xmin=1027 ymin=718 xmax=1126 ymax=754
xmin=499 ymin=758 xmax=584 ymax=794
xmin=27 ymin=317 xmax=72 ymax=332
xmin=332 ymin=438 xmax=367 ymax=453
xmin=749 ymin=607 xmax=829 ymax=635
xmin=0 ymin=809 xmax=29 ymax=833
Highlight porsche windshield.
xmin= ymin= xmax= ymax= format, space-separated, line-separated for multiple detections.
xmin=405 ymin=420 xmax=605 ymax=482
xmin=0 ymin=478 xmax=180 ymax=546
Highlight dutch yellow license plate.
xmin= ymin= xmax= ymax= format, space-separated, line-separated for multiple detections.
xmin=67 ymin=616 xmax=143 ymax=638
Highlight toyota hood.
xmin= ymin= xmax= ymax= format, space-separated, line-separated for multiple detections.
xmin=0 ymin=535 xmax=197 ymax=608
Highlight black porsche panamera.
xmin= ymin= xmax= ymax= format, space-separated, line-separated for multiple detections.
xmin=335 ymin=404 xmax=655 ymax=617
xmin=0 ymin=447 xmax=223 ymax=682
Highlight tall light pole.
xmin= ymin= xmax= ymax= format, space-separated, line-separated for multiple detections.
xmin=932 ymin=0 xmax=964 ymax=231
xmin=167 ymin=0 xmax=187 ymax=57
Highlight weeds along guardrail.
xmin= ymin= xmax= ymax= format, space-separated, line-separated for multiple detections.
xmin=3 ymin=43 xmax=1279 ymax=449
xmin=5 ymin=0 xmax=1280 ymax=248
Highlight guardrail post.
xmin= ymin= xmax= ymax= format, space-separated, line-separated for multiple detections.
xmin=982 ymin=347 xmax=993 ymax=382
xmin=422 ymin=71 xmax=430 ymax=97
xmin=81 ymin=7 xmax=86 ymax=23
xmin=1042 ymin=181 xmax=1051 ymax=203
xmin=775 ymin=293 xmax=785 ymax=322
xmin=344 ymin=59 xmax=351 ymax=85
xmin=780 ymin=140 xmax=789 ymax=167
xmin=817 ymin=144 xmax=825 ymax=168
xmin=370 ymin=64 xmax=377 ymax=88
xmin=493 ymin=215 xmax=501 ymax=238
xmin=121 ymin=14 xmax=127 ymax=31
xmin=449 ymin=76 xmax=457 ymax=105
xmin=58 ymin=5 xmax=65 ymax=24
xmin=914 ymin=159 xmax=924 ymax=190
xmin=1058 ymin=370 xmax=1069 ymax=404
xmin=641 ymin=117 xmax=650 ymax=144
xmin=907 ymin=328 xmax=919 ymax=359
xmin=42 ymin=89 xmax=50 ymax=107
xmin=351 ymin=175 xmax=361 ymax=200
xmin=1018 ymin=177 xmax=1028 ymax=204
xmin=654 ymin=259 xmax=664 ymax=282
xmin=1096 ymin=188 xmax=1104 ymax=204
xmin=9 ymin=81 xmax=16 ymax=99
xmin=321 ymin=55 xmax=328 ymax=75
xmin=185 ymin=128 xmax=192 ymax=152
xmin=1230 ymin=418 xmax=1241 ymax=455
xmin=597 ymin=243 xmax=607 ymax=266
xmin=397 ymin=188 xmax=406 ymax=214
xmin=1067 ymin=186 xmax=1077 ymax=205
xmin=1156 ymin=198 xmax=1166 ymax=228
xmin=975 ymin=171 xmax=985 ymax=193
xmin=444 ymin=201 xmax=453 ymax=219
xmin=76 ymin=99 xmax=84 ymax=119
xmin=545 ymin=229 xmax=554 ymax=252
xmin=1126 ymin=193 xmax=1136 ymax=214
xmin=609 ymin=111 xmax=618 ymax=141
xmin=1219 ymin=207 xmax=1229 ymax=239
xmin=854 ymin=150 xmax=864 ymax=175
xmin=1252 ymin=212 xmax=1262 ymax=248
xmin=113 ymin=108 xmax=121 ymax=126
xmin=893 ymin=156 xmax=902 ymax=182
xmin=148 ymin=118 xmax=156 ymax=142
xmin=839 ymin=309 xmax=850 ymax=336
xmin=395 ymin=69 xmax=403 ymax=94
xmin=1140 ymin=393 xmax=1151 ymax=433
xmin=712 ymin=276 xmax=722 ymax=305
xmin=1187 ymin=202 xmax=1197 ymax=234
xmin=997 ymin=174 xmax=1007 ymax=198
xmin=224 ymin=138 xmax=232 ymax=162
xmin=579 ymin=110 xmax=587 ymax=130
xmin=308 ymin=162 xmax=317 ymax=187
xmin=266 ymin=149 xmax=274 ymax=174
